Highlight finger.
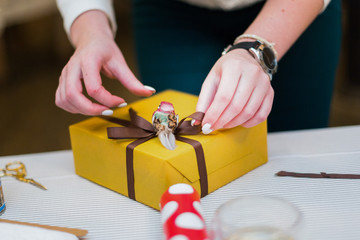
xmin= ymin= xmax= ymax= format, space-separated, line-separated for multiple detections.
xmin=214 ymin=75 xmax=270 ymax=130
xmin=200 ymin=65 xmax=242 ymax=134
xmin=101 ymin=64 xmax=116 ymax=79
xmin=241 ymin=87 xmax=274 ymax=128
xmin=106 ymin=59 xmax=156 ymax=96
xmin=60 ymin=65 xmax=90 ymax=113
xmin=191 ymin=119 xmax=201 ymax=126
xmin=196 ymin=71 xmax=219 ymax=113
xmin=66 ymin=63 xmax=110 ymax=115
xmin=202 ymin=66 xmax=257 ymax=133
xmin=56 ymin=87 xmax=77 ymax=114
xmin=69 ymin=92 xmax=111 ymax=115
xmin=56 ymin=68 xmax=79 ymax=114
xmin=82 ymin=59 xmax=126 ymax=108
xmin=224 ymin=85 xmax=273 ymax=129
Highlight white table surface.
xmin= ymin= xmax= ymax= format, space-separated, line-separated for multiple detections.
xmin=1 ymin=125 xmax=360 ymax=239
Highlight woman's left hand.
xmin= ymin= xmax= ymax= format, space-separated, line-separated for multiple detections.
xmin=195 ymin=48 xmax=274 ymax=134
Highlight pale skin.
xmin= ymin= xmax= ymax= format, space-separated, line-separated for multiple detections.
xmin=55 ymin=0 xmax=324 ymax=133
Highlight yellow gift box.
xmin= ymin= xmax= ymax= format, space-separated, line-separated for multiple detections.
xmin=69 ymin=90 xmax=267 ymax=210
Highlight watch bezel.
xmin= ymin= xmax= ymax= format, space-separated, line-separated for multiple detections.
xmin=249 ymin=41 xmax=278 ymax=80
xmin=261 ymin=46 xmax=278 ymax=72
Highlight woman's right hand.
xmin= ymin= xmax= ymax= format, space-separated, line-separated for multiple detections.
xmin=55 ymin=10 xmax=155 ymax=115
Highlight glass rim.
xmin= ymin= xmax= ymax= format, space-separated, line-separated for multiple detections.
xmin=213 ymin=195 xmax=302 ymax=232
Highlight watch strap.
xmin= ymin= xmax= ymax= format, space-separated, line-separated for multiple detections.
xmin=226 ymin=41 xmax=260 ymax=54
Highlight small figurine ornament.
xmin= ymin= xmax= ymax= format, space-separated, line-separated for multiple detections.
xmin=152 ymin=102 xmax=179 ymax=150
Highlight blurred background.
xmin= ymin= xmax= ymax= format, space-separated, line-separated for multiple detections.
xmin=0 ymin=0 xmax=359 ymax=156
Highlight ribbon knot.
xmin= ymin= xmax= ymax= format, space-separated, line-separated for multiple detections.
xmin=102 ymin=108 xmax=208 ymax=200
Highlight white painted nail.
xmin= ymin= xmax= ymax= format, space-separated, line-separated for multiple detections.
xmin=118 ymin=102 xmax=128 ymax=108
xmin=191 ymin=119 xmax=196 ymax=126
xmin=144 ymin=85 xmax=156 ymax=93
xmin=202 ymin=123 xmax=213 ymax=134
xmin=101 ymin=109 xmax=113 ymax=116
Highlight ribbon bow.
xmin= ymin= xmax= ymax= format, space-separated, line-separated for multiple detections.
xmin=102 ymin=109 xmax=208 ymax=200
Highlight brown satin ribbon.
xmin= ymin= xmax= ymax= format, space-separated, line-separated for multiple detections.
xmin=276 ymin=171 xmax=360 ymax=179
xmin=102 ymin=109 xmax=208 ymax=200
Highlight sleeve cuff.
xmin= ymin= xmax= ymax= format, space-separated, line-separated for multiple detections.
xmin=321 ymin=0 xmax=332 ymax=12
xmin=56 ymin=0 xmax=117 ymax=42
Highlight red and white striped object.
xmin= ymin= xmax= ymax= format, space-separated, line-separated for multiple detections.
xmin=160 ymin=183 xmax=208 ymax=240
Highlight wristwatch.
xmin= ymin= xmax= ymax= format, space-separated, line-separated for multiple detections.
xmin=222 ymin=41 xmax=278 ymax=81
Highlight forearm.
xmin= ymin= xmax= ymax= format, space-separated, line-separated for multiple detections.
xmin=56 ymin=0 xmax=116 ymax=45
xmin=70 ymin=10 xmax=114 ymax=48
xmin=242 ymin=0 xmax=324 ymax=60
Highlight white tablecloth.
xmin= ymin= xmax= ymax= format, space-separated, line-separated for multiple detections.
xmin=1 ymin=126 xmax=360 ymax=239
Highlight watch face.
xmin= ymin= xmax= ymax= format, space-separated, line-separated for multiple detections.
xmin=263 ymin=47 xmax=277 ymax=70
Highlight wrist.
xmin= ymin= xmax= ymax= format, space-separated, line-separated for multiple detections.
xmin=222 ymin=37 xmax=278 ymax=81
xmin=234 ymin=34 xmax=278 ymax=59
xmin=71 ymin=10 xmax=114 ymax=48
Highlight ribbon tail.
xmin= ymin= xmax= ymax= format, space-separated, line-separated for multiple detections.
xmin=126 ymin=135 xmax=155 ymax=200
xmin=176 ymin=136 xmax=208 ymax=197
xmin=276 ymin=171 xmax=360 ymax=179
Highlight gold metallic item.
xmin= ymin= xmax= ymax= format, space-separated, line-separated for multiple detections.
xmin=1 ymin=161 xmax=47 ymax=190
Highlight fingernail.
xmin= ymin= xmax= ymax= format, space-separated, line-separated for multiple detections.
xmin=191 ymin=119 xmax=196 ymax=126
xmin=118 ymin=102 xmax=128 ymax=108
xmin=101 ymin=109 xmax=113 ymax=116
xmin=144 ymin=85 xmax=156 ymax=93
xmin=202 ymin=123 xmax=213 ymax=134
